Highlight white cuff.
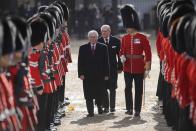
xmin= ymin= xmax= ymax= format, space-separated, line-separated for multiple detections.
xmin=120 ymin=55 xmax=126 ymax=63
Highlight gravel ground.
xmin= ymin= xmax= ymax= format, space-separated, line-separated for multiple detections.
xmin=58 ymin=33 xmax=172 ymax=131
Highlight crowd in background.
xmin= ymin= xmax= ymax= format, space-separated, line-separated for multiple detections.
xmin=74 ymin=4 xmax=121 ymax=39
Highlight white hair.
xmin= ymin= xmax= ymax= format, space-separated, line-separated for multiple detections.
xmin=101 ymin=25 xmax=111 ymax=31
xmin=88 ymin=30 xmax=99 ymax=38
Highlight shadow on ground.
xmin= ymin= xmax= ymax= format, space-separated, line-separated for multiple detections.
xmin=152 ymin=110 xmax=172 ymax=131
xmin=70 ymin=113 xmax=118 ymax=125
xmin=110 ymin=116 xmax=147 ymax=128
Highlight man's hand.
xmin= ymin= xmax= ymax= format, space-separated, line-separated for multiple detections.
xmin=144 ymin=70 xmax=150 ymax=79
xmin=79 ymin=75 xmax=85 ymax=80
xmin=120 ymin=55 xmax=126 ymax=65
xmin=37 ymin=90 xmax=43 ymax=95
xmin=104 ymin=76 xmax=109 ymax=80
xmin=145 ymin=61 xmax=151 ymax=71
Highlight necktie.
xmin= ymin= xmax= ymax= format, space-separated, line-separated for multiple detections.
xmin=105 ymin=38 xmax=109 ymax=45
xmin=91 ymin=45 xmax=95 ymax=54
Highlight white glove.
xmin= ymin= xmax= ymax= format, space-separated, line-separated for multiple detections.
xmin=144 ymin=70 xmax=150 ymax=79
xmin=79 ymin=75 xmax=85 ymax=80
xmin=104 ymin=76 xmax=109 ymax=80
xmin=120 ymin=55 xmax=126 ymax=64
xmin=45 ymin=69 xmax=51 ymax=74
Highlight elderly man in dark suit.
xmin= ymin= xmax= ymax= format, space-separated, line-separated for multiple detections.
xmin=78 ymin=30 xmax=109 ymax=117
xmin=98 ymin=25 xmax=122 ymax=113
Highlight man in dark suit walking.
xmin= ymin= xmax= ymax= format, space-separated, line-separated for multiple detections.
xmin=78 ymin=30 xmax=109 ymax=117
xmin=98 ymin=25 xmax=123 ymax=113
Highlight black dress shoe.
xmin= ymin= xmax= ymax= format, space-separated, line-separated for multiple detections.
xmin=60 ymin=112 xmax=66 ymax=118
xmin=87 ymin=113 xmax=94 ymax=117
xmin=103 ymin=108 xmax=109 ymax=113
xmin=125 ymin=110 xmax=133 ymax=115
xmin=110 ymin=108 xmax=116 ymax=112
xmin=134 ymin=112 xmax=140 ymax=117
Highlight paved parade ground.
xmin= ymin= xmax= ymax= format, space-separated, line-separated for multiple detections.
xmin=58 ymin=34 xmax=172 ymax=131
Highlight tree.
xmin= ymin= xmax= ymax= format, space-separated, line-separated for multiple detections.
xmin=111 ymin=0 xmax=118 ymax=34
xmin=83 ymin=0 xmax=92 ymax=8
xmin=62 ymin=0 xmax=76 ymax=34
xmin=0 ymin=0 xmax=18 ymax=16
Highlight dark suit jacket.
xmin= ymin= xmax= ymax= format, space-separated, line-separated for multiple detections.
xmin=78 ymin=42 xmax=109 ymax=99
xmin=98 ymin=36 xmax=122 ymax=89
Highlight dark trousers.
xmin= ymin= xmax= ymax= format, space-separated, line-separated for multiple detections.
xmin=178 ymin=106 xmax=196 ymax=131
xmin=103 ymin=88 xmax=116 ymax=109
xmin=124 ymin=72 xmax=144 ymax=112
xmin=86 ymin=99 xmax=94 ymax=114
xmin=83 ymin=80 xmax=104 ymax=114
xmin=156 ymin=61 xmax=163 ymax=101
xmin=54 ymin=89 xmax=60 ymax=113
xmin=86 ymin=98 xmax=102 ymax=114
xmin=59 ymin=75 xmax=65 ymax=103
xmin=45 ymin=93 xmax=53 ymax=128
xmin=37 ymin=93 xmax=48 ymax=131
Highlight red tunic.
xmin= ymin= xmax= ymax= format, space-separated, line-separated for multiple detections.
xmin=41 ymin=49 xmax=54 ymax=94
xmin=0 ymin=73 xmax=20 ymax=131
xmin=52 ymin=44 xmax=62 ymax=87
xmin=62 ymin=32 xmax=72 ymax=64
xmin=21 ymin=66 xmax=39 ymax=129
xmin=41 ymin=42 xmax=54 ymax=94
xmin=156 ymin=31 xmax=163 ymax=57
xmin=120 ymin=33 xmax=152 ymax=74
xmin=175 ymin=53 xmax=191 ymax=108
xmin=159 ymin=36 xmax=167 ymax=61
xmin=0 ymin=73 xmax=15 ymax=131
xmin=0 ymin=86 xmax=8 ymax=131
xmin=29 ymin=50 xmax=42 ymax=88
xmin=187 ymin=59 xmax=196 ymax=123
xmin=59 ymin=37 xmax=67 ymax=74
xmin=59 ymin=43 xmax=66 ymax=76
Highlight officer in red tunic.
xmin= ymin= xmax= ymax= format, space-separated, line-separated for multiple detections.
xmin=10 ymin=16 xmax=35 ymax=131
xmin=29 ymin=17 xmax=50 ymax=93
xmin=120 ymin=5 xmax=152 ymax=117
xmin=38 ymin=12 xmax=59 ymax=131
xmin=29 ymin=17 xmax=49 ymax=131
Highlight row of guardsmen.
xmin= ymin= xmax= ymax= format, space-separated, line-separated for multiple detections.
xmin=156 ymin=0 xmax=196 ymax=131
xmin=0 ymin=1 xmax=72 ymax=131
